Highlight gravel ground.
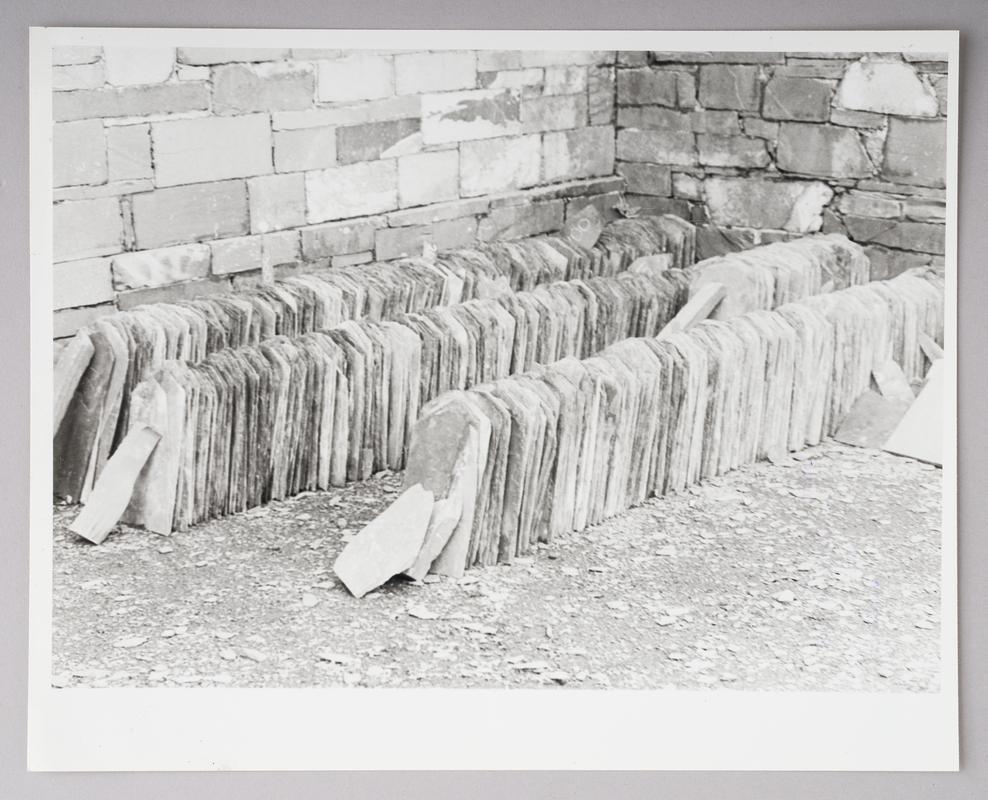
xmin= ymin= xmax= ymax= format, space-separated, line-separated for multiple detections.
xmin=51 ymin=440 xmax=942 ymax=691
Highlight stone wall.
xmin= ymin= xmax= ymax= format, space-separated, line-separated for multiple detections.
xmin=613 ymin=51 xmax=948 ymax=278
xmin=52 ymin=47 xmax=619 ymax=338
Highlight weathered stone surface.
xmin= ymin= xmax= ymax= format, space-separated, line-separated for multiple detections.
xmin=300 ymin=219 xmax=377 ymax=260
xmin=53 ymin=180 xmax=153 ymax=203
xmin=111 ymin=243 xmax=211 ymax=290
xmin=477 ymin=51 xmax=523 ymax=72
xmin=777 ymin=122 xmax=873 ymax=179
xmin=177 ymin=48 xmax=290 ymax=65
xmin=762 ymin=75 xmax=833 ymax=121
xmin=395 ymin=50 xmax=476 ymax=94
xmin=53 ymin=197 xmax=124 ymax=262
xmin=694 ymin=224 xmax=757 ymax=259
xmin=53 ymin=83 xmax=209 ymax=122
xmin=374 ymin=225 xmax=431 ymax=260
xmin=152 ymin=114 xmax=272 ymax=187
xmin=837 ymin=190 xmax=901 ymax=219
xmin=459 ymin=134 xmax=541 ymax=197
xmin=742 ymin=117 xmax=779 ymax=140
xmin=617 ymin=106 xmax=691 ymax=131
xmin=676 ymin=71 xmax=697 ymax=109
xmin=337 ymin=118 xmax=420 ymax=164
xmin=617 ymin=68 xmax=677 ymax=107
xmin=704 ymin=176 xmax=834 ymax=232
xmin=843 ymin=216 xmax=945 ymax=255
xmin=903 ymin=198 xmax=946 ymax=222
xmin=697 ymin=134 xmax=770 ymax=168
xmin=103 ymin=47 xmax=175 ymax=86
xmin=106 ymin=124 xmax=152 ymax=181
xmin=273 ymin=95 xmax=420 ymax=130
xmin=52 ymin=62 xmax=105 ymax=91
xmin=519 ymin=51 xmax=613 ymax=68
xmin=616 ymin=129 xmax=696 ymax=166
xmin=521 ymin=94 xmax=588 ymax=133
xmin=544 ymin=65 xmax=588 ymax=95
xmin=421 ymin=88 xmax=521 ymax=144
xmin=405 ymin=495 xmax=463 ymax=581
xmin=398 ymin=149 xmax=459 ymax=208
xmin=478 ymin=68 xmax=544 ymax=90
xmin=616 ymin=162 xmax=671 ymax=196
xmin=131 ymin=180 xmax=249 ymax=249
xmin=430 ymin=217 xmax=479 ymax=250
xmin=210 ymin=235 xmax=263 ymax=275
xmin=690 ymin=110 xmax=740 ymax=134
xmin=836 ymin=57 xmax=938 ymax=116
xmin=672 ymin=172 xmax=702 ymax=200
xmin=882 ymin=118 xmax=946 ymax=189
xmin=588 ymin=66 xmax=615 ymax=124
xmin=334 ymin=484 xmax=435 ymax=598
xmin=698 ymin=64 xmax=761 ymax=111
xmin=248 ymin=173 xmax=306 ymax=233
xmin=542 ymin=125 xmax=615 ymax=182
xmin=305 ymin=161 xmax=398 ymax=222
xmin=260 ymin=231 xmax=300 ymax=271
xmin=477 ymin=199 xmax=564 ymax=241
xmin=863 ymin=245 xmax=934 ymax=280
xmin=53 ymin=258 xmax=114 ymax=310
xmin=115 ymin=278 xmax=229 ymax=310
xmin=651 ymin=51 xmax=784 ymax=64
xmin=829 ymin=107 xmax=886 ymax=128
xmin=273 ymin=126 xmax=337 ymax=173
xmin=53 ymin=303 xmax=115 ymax=339
xmin=317 ymin=54 xmax=394 ymax=102
xmin=388 ymin=197 xmax=489 ymax=227
xmin=53 ymin=120 xmax=107 ymax=188
xmin=212 ymin=62 xmax=314 ymax=114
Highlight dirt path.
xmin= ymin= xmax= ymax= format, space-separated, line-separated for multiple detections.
xmin=51 ymin=440 xmax=942 ymax=690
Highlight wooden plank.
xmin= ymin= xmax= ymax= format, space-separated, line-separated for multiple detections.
xmin=53 ymin=331 xmax=94 ymax=434
xmin=919 ymin=333 xmax=944 ymax=362
xmin=68 ymin=424 xmax=161 ymax=544
xmin=656 ymin=282 xmax=726 ymax=339
xmin=883 ymin=360 xmax=944 ymax=467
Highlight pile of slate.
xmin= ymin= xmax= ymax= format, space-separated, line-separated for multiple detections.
xmin=55 ymin=215 xmax=696 ymax=503
xmin=335 ymin=265 xmax=942 ymax=592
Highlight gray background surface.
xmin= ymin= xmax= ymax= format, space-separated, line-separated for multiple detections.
xmin=1 ymin=1 xmax=984 ymax=796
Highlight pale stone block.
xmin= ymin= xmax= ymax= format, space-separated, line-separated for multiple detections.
xmin=543 ymin=65 xmax=588 ymax=95
xmin=212 ymin=62 xmax=314 ymax=114
xmin=317 ymin=54 xmax=394 ymax=102
xmin=837 ymin=191 xmax=901 ymax=219
xmin=479 ymin=68 xmax=543 ymax=90
xmin=52 ymin=62 xmax=105 ymax=91
xmin=53 ymin=83 xmax=209 ymax=122
xmin=272 ymin=95 xmax=419 ymax=130
xmin=103 ymin=47 xmax=175 ymax=86
xmin=395 ymin=51 xmax=476 ymax=94
xmin=54 ymin=303 xmax=116 ymax=338
xmin=697 ymin=134 xmax=770 ymax=168
xmin=106 ymin=124 xmax=152 ymax=181
xmin=273 ymin=127 xmax=337 ymax=173
xmin=459 ymin=134 xmax=541 ymax=197
xmin=762 ymin=75 xmax=833 ymax=121
xmin=520 ymin=94 xmax=588 ymax=133
xmin=131 ymin=180 xmax=249 ymax=249
xmin=703 ymin=176 xmax=834 ymax=233
xmin=53 ymin=197 xmax=123 ymax=261
xmin=776 ymin=122 xmax=873 ymax=179
xmin=111 ymin=243 xmax=211 ymax=289
xmin=421 ymin=88 xmax=521 ymax=144
xmin=698 ymin=64 xmax=761 ymax=111
xmin=248 ymin=173 xmax=306 ymax=233
xmin=260 ymin=231 xmax=300 ymax=270
xmin=836 ymin=57 xmax=938 ymax=117
xmin=210 ymin=235 xmax=263 ymax=275
xmin=53 ymin=258 xmax=114 ymax=310
xmin=300 ymin=220 xmax=378 ymax=260
xmin=398 ymin=150 xmax=459 ymax=208
xmin=53 ymin=120 xmax=107 ymax=188
xmin=151 ymin=113 xmax=272 ymax=187
xmin=543 ymin=125 xmax=615 ymax=182
xmin=305 ymin=160 xmax=398 ymax=223
xmin=176 ymin=64 xmax=210 ymax=81
xmin=881 ymin=118 xmax=946 ymax=188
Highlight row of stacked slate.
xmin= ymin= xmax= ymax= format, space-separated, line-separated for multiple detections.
xmin=55 ymin=215 xmax=697 ymax=502
xmin=400 ymin=268 xmax=943 ymax=573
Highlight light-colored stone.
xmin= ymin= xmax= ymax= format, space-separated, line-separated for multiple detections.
xmin=317 ymin=54 xmax=394 ymax=102
xmin=260 ymin=231 xmax=300 ymax=270
xmin=762 ymin=75 xmax=832 ymax=121
xmin=698 ymin=64 xmax=761 ymax=111
xmin=743 ymin=117 xmax=779 ymax=140
xmin=837 ymin=191 xmax=901 ymax=219
xmin=672 ymin=172 xmax=702 ymax=201
xmin=151 ymin=113 xmax=272 ymax=187
xmin=273 ymin=126 xmax=337 ymax=173
xmin=272 ymin=95 xmax=420 ymax=130
xmin=106 ymin=124 xmax=152 ymax=181
xmin=844 ymin=216 xmax=945 ymax=255
xmin=836 ymin=57 xmax=938 ymax=117
xmin=616 ymin=129 xmax=697 ymax=166
xmin=477 ymin=199 xmax=564 ymax=241
xmin=776 ymin=122 xmax=873 ymax=179
xmin=300 ymin=220 xmax=377 ymax=260
xmin=53 ymin=179 xmax=153 ymax=202
xmin=53 ymin=197 xmax=123 ymax=262
xmin=176 ymin=48 xmax=290 ymax=65
xmin=52 ymin=62 xmax=105 ymax=91
xmin=703 ymin=176 xmax=834 ymax=233
xmin=176 ymin=64 xmax=210 ymax=81
xmin=398 ymin=150 xmax=459 ymax=208
xmin=690 ymin=110 xmax=741 ymax=134
xmin=459 ymin=135 xmax=541 ymax=197
xmin=305 ymin=161 xmax=398 ymax=223
xmin=521 ymin=94 xmax=588 ymax=132
xmin=421 ymin=88 xmax=521 ymax=144
xmin=544 ymin=65 xmax=588 ymax=95
xmin=479 ymin=68 xmax=544 ymax=90
xmin=543 ymin=125 xmax=615 ymax=182
xmin=881 ymin=118 xmax=946 ymax=189
xmin=210 ymin=235 xmax=263 ymax=275
xmin=53 ymin=83 xmax=209 ymax=122
xmin=53 ymin=258 xmax=114 ymax=310
xmin=829 ymin=107 xmax=887 ymax=129
xmin=519 ymin=51 xmax=613 ymax=68
xmin=696 ymin=134 xmax=770 ymax=168
xmin=395 ymin=50 xmax=476 ymax=94
xmin=53 ymin=120 xmax=107 ymax=188
xmin=618 ymin=106 xmax=691 ymax=131
xmin=131 ymin=180 xmax=249 ymax=249
xmin=248 ymin=173 xmax=306 ymax=233
xmin=336 ymin=118 xmax=421 ymax=164
xmin=477 ymin=51 xmax=523 ymax=72
xmin=103 ymin=47 xmax=175 ymax=86
xmin=54 ymin=304 xmax=116 ymax=339
xmin=616 ymin=162 xmax=671 ymax=196
xmin=617 ymin=68 xmax=677 ymax=107
xmin=212 ymin=62 xmax=314 ymax=114
xmin=588 ymin=66 xmax=615 ymax=125
xmin=111 ymin=243 xmax=211 ymax=290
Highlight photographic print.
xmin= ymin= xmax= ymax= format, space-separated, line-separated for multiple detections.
xmin=31 ymin=27 xmax=958 ymax=771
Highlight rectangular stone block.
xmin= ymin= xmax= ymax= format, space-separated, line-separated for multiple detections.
xmin=53 ymin=258 xmax=114 ymax=310
xmin=53 ymin=180 xmax=153 ymax=203
xmin=395 ymin=51 xmax=477 ymax=94
xmin=53 ymin=197 xmax=124 ymax=262
xmin=697 ymin=134 xmax=770 ymax=168
xmin=261 ymin=230 xmax=301 ymax=270
xmin=762 ymin=75 xmax=833 ymax=122
xmin=703 ymin=176 xmax=834 ymax=232
xmin=398 ymin=149 xmax=459 ymax=208
xmin=777 ymin=122 xmax=873 ymax=179
xmin=478 ymin=68 xmax=544 ymax=90
xmin=698 ymin=64 xmax=761 ymax=111
xmin=676 ymin=71 xmax=697 ymax=109
xmin=690 ymin=110 xmax=740 ymax=134
xmin=305 ymin=161 xmax=398 ymax=223
xmin=273 ymin=126 xmax=337 ymax=173
xmin=331 ymin=251 xmax=374 ymax=268
xmin=300 ymin=219 xmax=378 ymax=260
xmin=544 ymin=66 xmax=588 ymax=95
xmin=106 ymin=124 xmax=152 ymax=182
xmin=176 ymin=48 xmax=290 ymax=65
xmin=543 ymin=125 xmax=615 ymax=183
xmin=387 ymin=197 xmax=490 ymax=227
xmin=616 ymin=129 xmax=697 ymax=166
xmin=432 ymin=217 xmax=479 ymax=250
xmin=116 ymin=278 xmax=230 ymax=311
xmin=248 ymin=173 xmax=306 ymax=233
xmin=212 ymin=63 xmax=314 ymax=114
xmin=273 ymin=95 xmax=420 ymax=130
xmin=566 ymin=192 xmax=624 ymax=224
xmin=337 ymin=118 xmax=421 ymax=165
xmin=617 ymin=106 xmax=691 ymax=131
xmin=422 ymin=88 xmax=521 ymax=144
xmin=375 ymin=225 xmax=430 ymax=260
xmin=54 ymin=303 xmax=115 ymax=339
xmin=615 ymin=162 xmax=671 ymax=196
xmin=53 ymin=83 xmax=209 ymax=122
xmin=53 ymin=120 xmax=107 ymax=188
xmin=317 ymin=54 xmax=394 ymax=102
xmin=459 ymin=135 xmax=541 ymax=197
xmin=672 ymin=172 xmax=701 ymax=200
xmin=521 ymin=94 xmax=588 ymax=133
xmin=882 ymin=118 xmax=947 ymax=189
xmin=588 ymin=66 xmax=615 ymax=125
xmin=151 ymin=114 xmax=272 ymax=187
xmin=52 ymin=46 xmax=102 ymax=66
xmin=904 ymin=199 xmax=946 ymax=222
xmin=617 ymin=68 xmax=677 ymax=107
xmin=477 ymin=51 xmax=523 ymax=72
xmin=837 ymin=191 xmax=901 ymax=219
xmin=478 ymin=199 xmax=564 ymax=241
xmin=843 ymin=216 xmax=945 ymax=255
xmin=210 ymin=235 xmax=263 ymax=275
xmin=743 ymin=117 xmax=779 ymax=140
xmin=102 ymin=47 xmax=175 ymax=86
xmin=131 ymin=180 xmax=249 ymax=249
xmin=111 ymin=243 xmax=211 ymax=289
xmin=52 ymin=62 xmax=105 ymax=91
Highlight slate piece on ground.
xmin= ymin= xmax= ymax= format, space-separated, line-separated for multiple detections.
xmin=834 ymin=390 xmax=912 ymax=451
xmin=53 ymin=330 xmax=94 ymax=435
xmin=884 ymin=360 xmax=944 ymax=467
